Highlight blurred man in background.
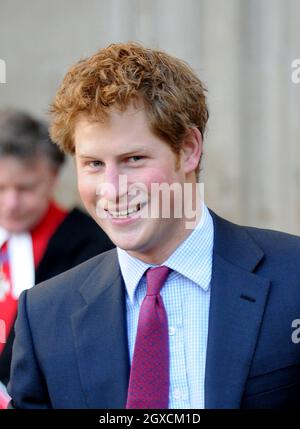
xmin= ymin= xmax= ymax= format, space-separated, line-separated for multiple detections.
xmin=0 ymin=110 xmax=114 ymax=388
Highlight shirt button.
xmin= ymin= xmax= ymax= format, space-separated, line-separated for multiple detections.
xmin=169 ymin=326 xmax=177 ymax=336
xmin=173 ymin=388 xmax=182 ymax=400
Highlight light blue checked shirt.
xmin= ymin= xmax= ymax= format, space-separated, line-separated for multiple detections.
xmin=117 ymin=204 xmax=214 ymax=409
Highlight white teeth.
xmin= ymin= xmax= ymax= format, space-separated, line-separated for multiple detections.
xmin=108 ymin=205 xmax=141 ymax=218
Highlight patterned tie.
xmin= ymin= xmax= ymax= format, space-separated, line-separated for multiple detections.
xmin=126 ymin=266 xmax=171 ymax=409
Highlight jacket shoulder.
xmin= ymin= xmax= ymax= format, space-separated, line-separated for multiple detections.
xmin=210 ymin=208 xmax=300 ymax=252
xmin=209 ymin=209 xmax=300 ymax=275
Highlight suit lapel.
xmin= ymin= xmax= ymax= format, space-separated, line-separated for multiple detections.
xmin=70 ymin=211 xmax=272 ymax=409
xmin=71 ymin=250 xmax=130 ymax=408
xmin=205 ymin=211 xmax=271 ymax=408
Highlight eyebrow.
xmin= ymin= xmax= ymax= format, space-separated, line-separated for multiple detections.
xmin=77 ymin=148 xmax=149 ymax=159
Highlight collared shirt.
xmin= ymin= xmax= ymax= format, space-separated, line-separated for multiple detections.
xmin=0 ymin=228 xmax=34 ymax=300
xmin=117 ymin=203 xmax=214 ymax=408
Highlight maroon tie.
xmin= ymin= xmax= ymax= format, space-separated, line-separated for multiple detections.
xmin=126 ymin=266 xmax=171 ymax=409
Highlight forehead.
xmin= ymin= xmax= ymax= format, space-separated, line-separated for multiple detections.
xmin=74 ymin=106 xmax=158 ymax=154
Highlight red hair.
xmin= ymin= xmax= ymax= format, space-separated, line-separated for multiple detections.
xmin=50 ymin=42 xmax=209 ymax=173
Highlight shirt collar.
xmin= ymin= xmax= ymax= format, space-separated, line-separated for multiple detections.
xmin=0 ymin=226 xmax=10 ymax=248
xmin=164 ymin=204 xmax=213 ymax=289
xmin=117 ymin=203 xmax=214 ymax=304
xmin=117 ymin=248 xmax=153 ymax=304
xmin=0 ymin=226 xmax=35 ymax=298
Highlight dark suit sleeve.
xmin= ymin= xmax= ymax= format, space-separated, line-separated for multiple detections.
xmin=7 ymin=291 xmax=51 ymax=409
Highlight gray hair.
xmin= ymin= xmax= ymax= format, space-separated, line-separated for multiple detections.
xmin=0 ymin=109 xmax=65 ymax=171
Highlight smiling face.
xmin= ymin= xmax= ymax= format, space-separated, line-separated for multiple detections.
xmin=74 ymin=105 xmax=202 ymax=264
xmin=0 ymin=156 xmax=57 ymax=233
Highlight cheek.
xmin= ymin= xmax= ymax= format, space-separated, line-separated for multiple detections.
xmin=138 ymin=166 xmax=177 ymax=188
xmin=137 ymin=165 xmax=169 ymax=183
xmin=23 ymin=193 xmax=48 ymax=214
xmin=77 ymin=175 xmax=97 ymax=203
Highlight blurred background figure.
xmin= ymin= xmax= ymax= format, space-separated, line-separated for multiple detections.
xmin=0 ymin=109 xmax=114 ymax=387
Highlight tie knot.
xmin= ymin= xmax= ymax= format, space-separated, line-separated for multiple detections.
xmin=146 ymin=265 xmax=170 ymax=296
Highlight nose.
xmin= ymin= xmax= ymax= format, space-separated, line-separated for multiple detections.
xmin=97 ymin=163 xmax=128 ymax=202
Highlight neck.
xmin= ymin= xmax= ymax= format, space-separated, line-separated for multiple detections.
xmin=128 ymin=201 xmax=203 ymax=265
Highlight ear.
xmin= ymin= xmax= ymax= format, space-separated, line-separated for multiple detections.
xmin=181 ymin=127 xmax=202 ymax=174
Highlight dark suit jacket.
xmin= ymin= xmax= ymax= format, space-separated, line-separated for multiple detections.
xmin=0 ymin=208 xmax=114 ymax=385
xmin=7 ymin=210 xmax=300 ymax=408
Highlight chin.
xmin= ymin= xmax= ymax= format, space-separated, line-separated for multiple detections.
xmin=113 ymin=239 xmax=142 ymax=252
xmin=113 ymin=241 xmax=135 ymax=250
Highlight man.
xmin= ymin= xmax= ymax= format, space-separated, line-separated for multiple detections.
xmin=0 ymin=110 xmax=114 ymax=389
xmin=8 ymin=43 xmax=300 ymax=409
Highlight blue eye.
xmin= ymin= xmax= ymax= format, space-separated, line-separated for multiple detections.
xmin=129 ymin=156 xmax=144 ymax=162
xmin=89 ymin=160 xmax=103 ymax=168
